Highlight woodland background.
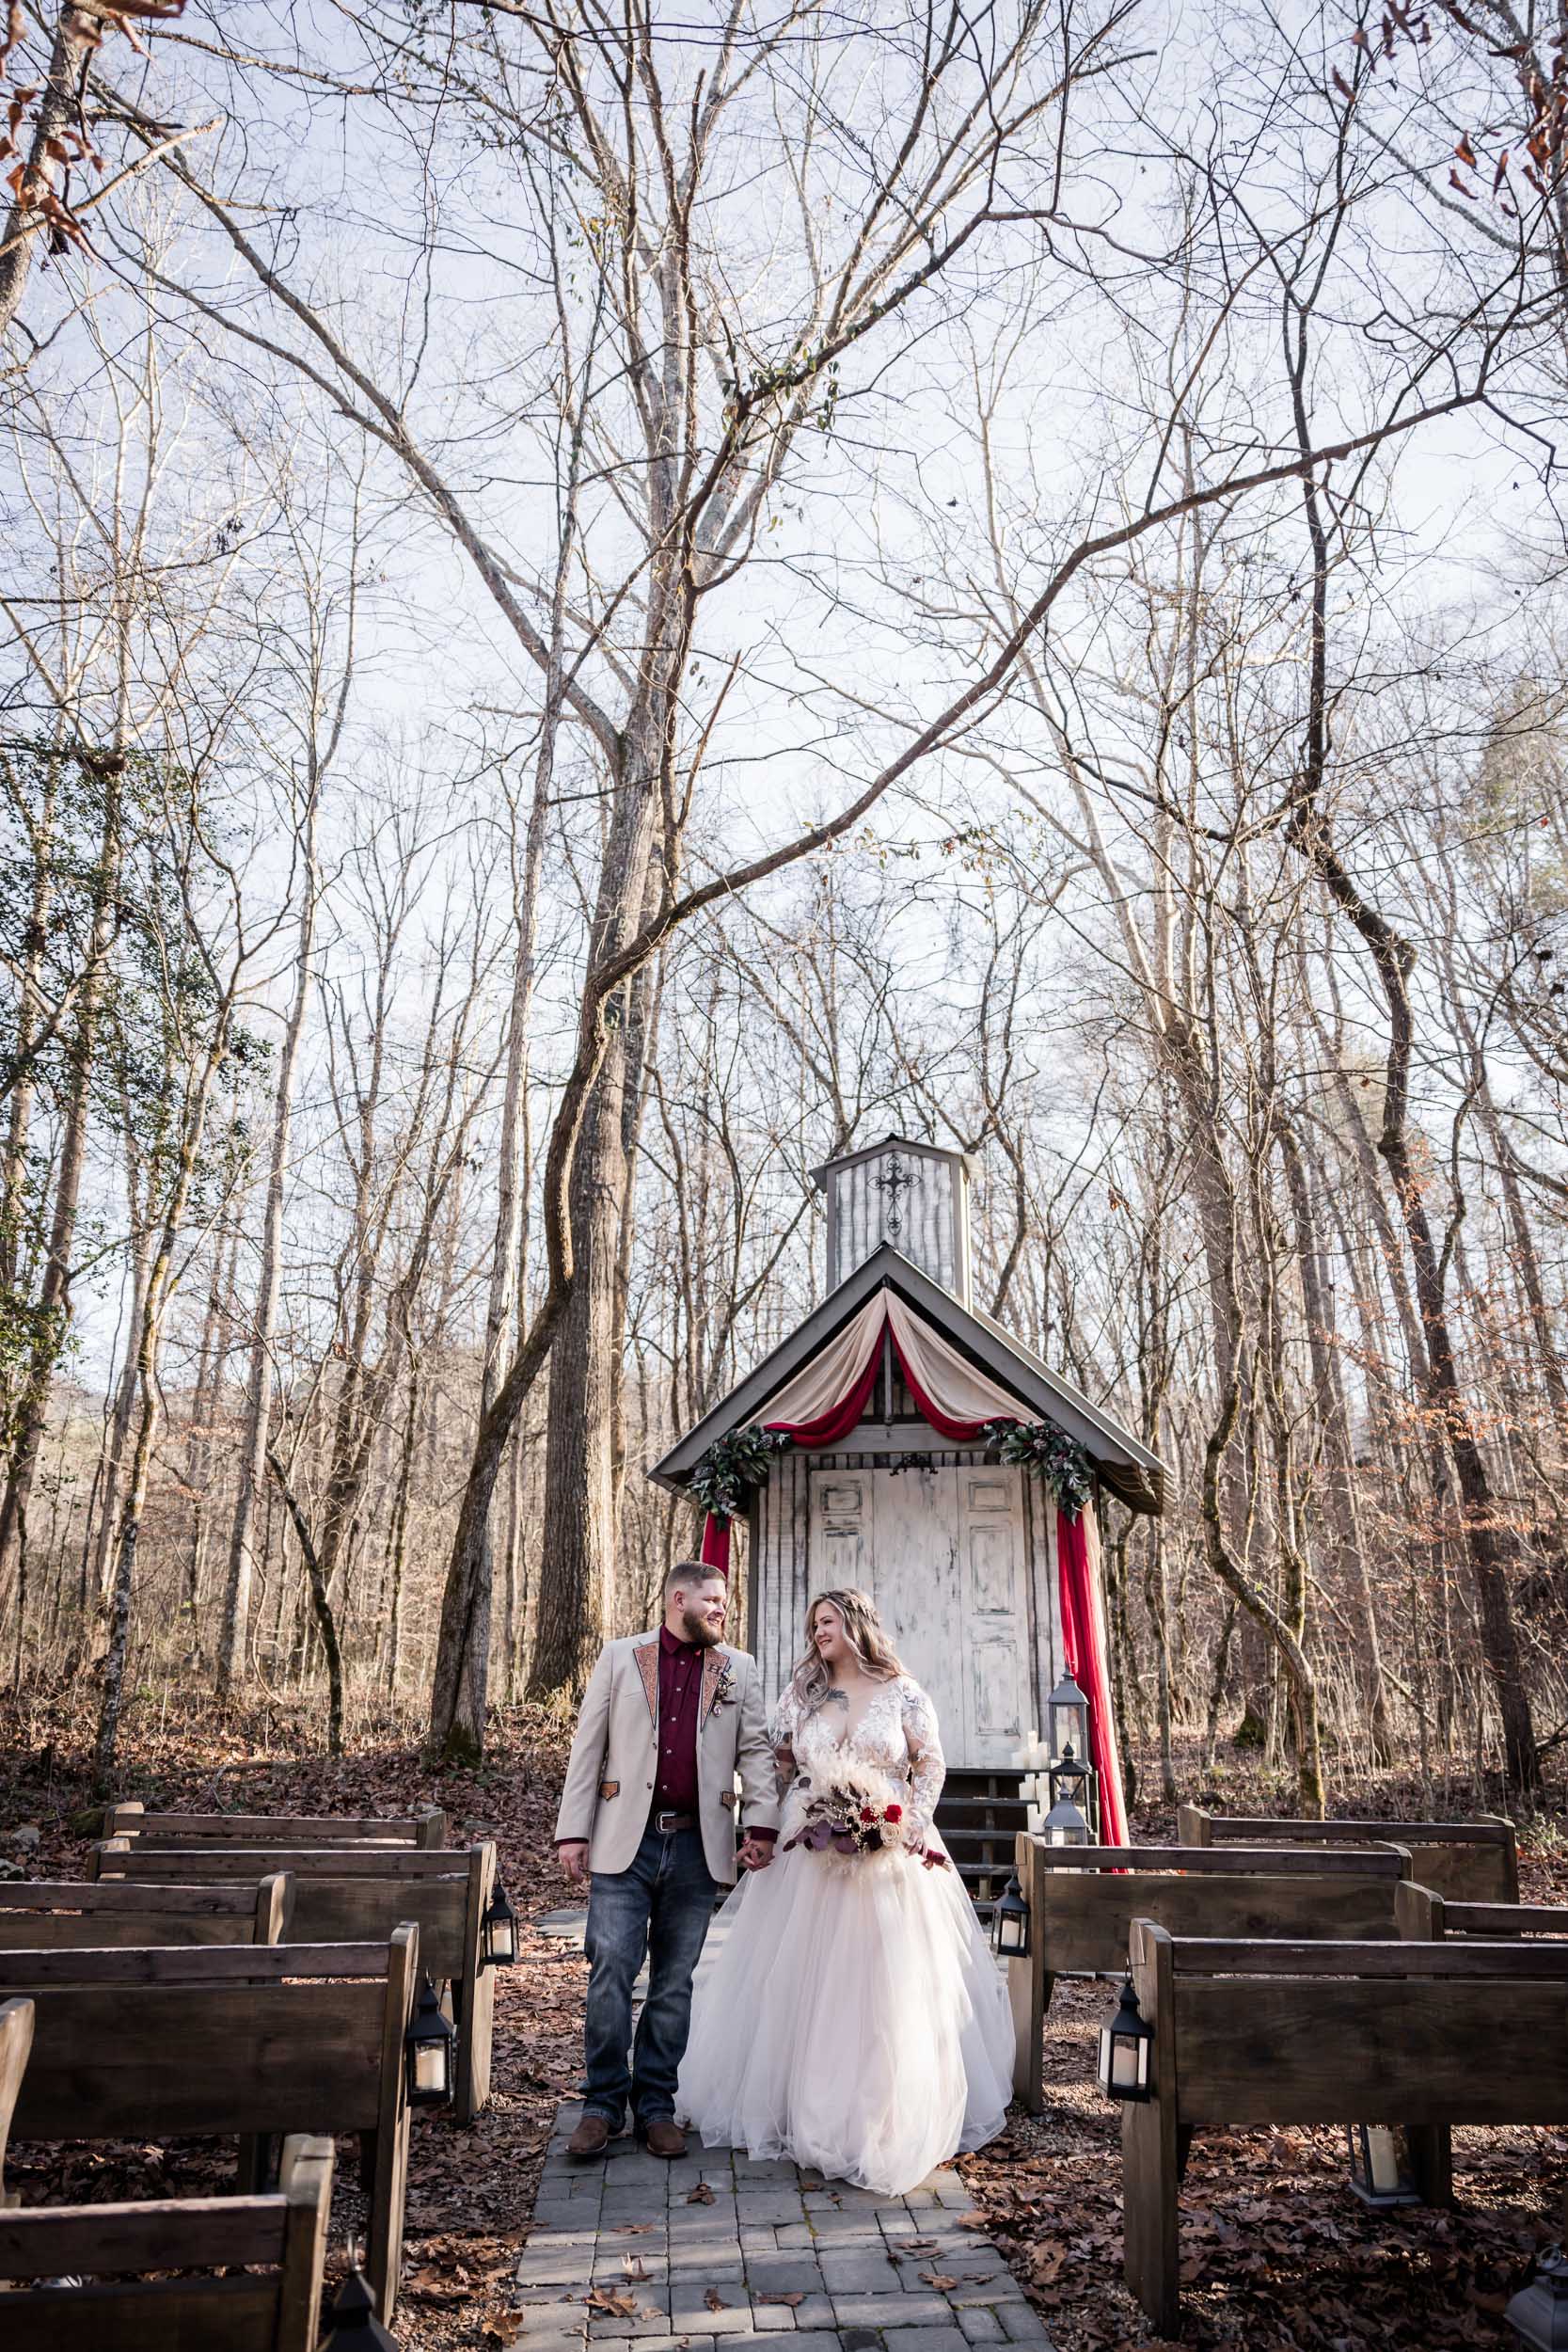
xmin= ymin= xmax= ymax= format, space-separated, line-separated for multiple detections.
xmin=3 ymin=0 xmax=1568 ymax=1817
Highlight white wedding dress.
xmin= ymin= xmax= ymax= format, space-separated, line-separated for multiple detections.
xmin=677 ymin=1673 xmax=1015 ymax=2195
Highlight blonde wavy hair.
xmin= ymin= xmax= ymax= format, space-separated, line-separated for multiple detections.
xmin=789 ymin=1587 xmax=906 ymax=1713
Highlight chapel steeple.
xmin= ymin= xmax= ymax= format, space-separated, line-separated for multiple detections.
xmin=809 ymin=1135 xmax=974 ymax=1305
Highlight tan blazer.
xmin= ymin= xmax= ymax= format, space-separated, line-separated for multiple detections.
xmin=554 ymin=1631 xmax=779 ymax=1885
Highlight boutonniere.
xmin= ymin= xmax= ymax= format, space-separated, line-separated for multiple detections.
xmin=713 ymin=1662 xmax=737 ymax=1707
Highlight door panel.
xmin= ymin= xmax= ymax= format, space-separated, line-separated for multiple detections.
xmin=809 ymin=1470 xmax=871 ymax=1590
xmin=958 ymin=1472 xmax=1029 ymax=1763
xmin=870 ymin=1466 xmax=964 ymax=1751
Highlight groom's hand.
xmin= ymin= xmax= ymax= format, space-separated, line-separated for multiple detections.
xmin=559 ymin=1840 xmax=590 ymax=1885
xmin=736 ymin=1836 xmax=773 ymax=1871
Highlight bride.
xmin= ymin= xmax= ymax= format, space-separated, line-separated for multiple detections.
xmin=677 ymin=1586 xmax=1015 ymax=2195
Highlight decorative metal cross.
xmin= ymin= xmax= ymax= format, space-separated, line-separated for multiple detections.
xmin=875 ymin=1150 xmax=911 ymax=1241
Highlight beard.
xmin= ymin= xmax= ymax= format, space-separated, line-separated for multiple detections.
xmin=678 ymin=1605 xmax=723 ymax=1648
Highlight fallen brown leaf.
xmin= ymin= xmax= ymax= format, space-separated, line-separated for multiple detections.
xmin=704 ymin=2287 xmax=728 ymax=2312
xmin=920 ymin=2270 xmax=959 ymax=2291
xmin=758 ymin=2292 xmax=806 ymax=2308
xmin=686 ymin=2182 xmax=716 ymax=2205
xmin=586 ymin=2287 xmax=640 ymax=2317
xmin=622 ymin=2254 xmax=650 ymax=2281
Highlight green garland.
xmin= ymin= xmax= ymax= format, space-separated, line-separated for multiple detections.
xmin=689 ymin=1424 xmax=794 ymax=1524
xmin=982 ymin=1418 xmax=1095 ymax=1519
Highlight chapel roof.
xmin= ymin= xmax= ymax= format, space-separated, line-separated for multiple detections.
xmin=647 ymin=1241 xmax=1164 ymax=1517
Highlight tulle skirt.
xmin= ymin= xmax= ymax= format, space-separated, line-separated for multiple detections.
xmin=676 ymin=1838 xmax=1015 ymax=2195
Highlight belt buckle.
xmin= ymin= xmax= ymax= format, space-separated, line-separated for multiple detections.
xmin=655 ymin=1809 xmax=681 ymax=1833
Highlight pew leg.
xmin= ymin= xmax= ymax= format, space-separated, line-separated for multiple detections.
xmin=1407 ymin=2124 xmax=1452 ymax=2207
xmin=238 ymin=2133 xmax=278 ymax=2193
xmin=359 ymin=2130 xmax=377 ymax=2191
xmin=1122 ymin=2096 xmax=1180 ymax=2335
xmin=455 ymin=1961 xmax=496 ymax=2124
xmin=1007 ymin=1957 xmax=1047 ymax=2115
xmin=367 ymin=2102 xmax=410 ymax=2324
xmin=1176 ymin=2124 xmax=1195 ymax=2185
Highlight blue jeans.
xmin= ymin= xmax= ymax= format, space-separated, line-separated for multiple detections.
xmin=583 ymin=1823 xmax=719 ymax=2125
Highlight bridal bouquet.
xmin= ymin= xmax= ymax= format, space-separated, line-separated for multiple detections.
xmin=781 ymin=1756 xmax=946 ymax=1867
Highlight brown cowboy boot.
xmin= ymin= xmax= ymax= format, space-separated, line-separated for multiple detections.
xmin=639 ymin=2117 xmax=687 ymax=2158
xmin=566 ymin=2112 xmax=616 ymax=2161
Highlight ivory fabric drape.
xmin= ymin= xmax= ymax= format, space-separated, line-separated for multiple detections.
xmin=692 ymin=1282 xmax=1129 ymax=1843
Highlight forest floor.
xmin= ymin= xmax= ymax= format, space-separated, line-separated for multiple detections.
xmin=1 ymin=1686 xmax=1566 ymax=2352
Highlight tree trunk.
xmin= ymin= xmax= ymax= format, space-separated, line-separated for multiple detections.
xmin=218 ymin=793 xmax=319 ymax=1691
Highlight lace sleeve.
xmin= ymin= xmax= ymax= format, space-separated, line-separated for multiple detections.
xmin=899 ymin=1677 xmax=945 ymax=1843
xmin=768 ymin=1686 xmax=800 ymax=1799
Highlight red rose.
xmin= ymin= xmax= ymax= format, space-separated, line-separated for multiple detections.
xmin=860 ymin=1806 xmax=877 ymax=1822
xmin=884 ymin=1804 xmax=903 ymax=1822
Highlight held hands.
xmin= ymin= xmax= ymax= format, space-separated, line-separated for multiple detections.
xmin=736 ymin=1836 xmax=774 ymax=1872
xmin=559 ymin=1840 xmax=591 ymax=1885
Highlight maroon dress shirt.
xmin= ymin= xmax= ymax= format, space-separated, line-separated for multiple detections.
xmin=654 ymin=1625 xmax=705 ymax=1817
xmin=650 ymin=1627 xmax=775 ymax=1842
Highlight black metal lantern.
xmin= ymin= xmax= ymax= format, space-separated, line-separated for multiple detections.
xmin=1046 ymin=1672 xmax=1090 ymax=1765
xmin=1344 ymin=2123 xmax=1421 ymax=2209
xmin=1046 ymin=1743 xmax=1099 ymax=1836
xmin=990 ymin=1872 xmax=1031 ymax=1960
xmin=1042 ymin=1793 xmax=1091 ymax=1847
xmin=322 ymin=2265 xmax=400 ymax=2348
xmin=404 ymin=1976 xmax=456 ymax=2107
xmin=1097 ymin=1979 xmax=1154 ymax=2102
xmin=482 ymin=1880 xmax=518 ymax=1968
xmin=1506 ymin=2248 xmax=1568 ymax=2351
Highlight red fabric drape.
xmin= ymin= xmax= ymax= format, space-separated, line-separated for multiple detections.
xmin=1056 ymin=1503 xmax=1128 ymax=1846
xmin=700 ymin=1513 xmax=732 ymax=1574
xmin=886 ymin=1327 xmax=990 ymax=1442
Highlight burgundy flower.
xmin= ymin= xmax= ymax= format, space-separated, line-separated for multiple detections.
xmin=884 ymin=1804 xmax=903 ymax=1822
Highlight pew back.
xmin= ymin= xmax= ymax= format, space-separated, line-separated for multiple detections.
xmin=1176 ymin=1804 xmax=1518 ymax=1901
xmin=1007 ymin=1831 xmax=1414 ymax=2111
xmin=0 ymin=1875 xmax=291 ymax=1950
xmin=91 ymin=1840 xmax=497 ymax=2122
xmin=1396 ymin=1881 xmax=1568 ymax=1942
xmin=1121 ymin=1916 xmax=1568 ymax=2333
xmin=0 ymin=1931 xmax=417 ymax=2321
xmin=104 ymin=1801 xmax=447 ymax=1848
xmin=0 ymin=2132 xmax=333 ymax=2352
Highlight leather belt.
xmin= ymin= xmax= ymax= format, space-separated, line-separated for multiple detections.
xmin=651 ymin=1810 xmax=697 ymax=1834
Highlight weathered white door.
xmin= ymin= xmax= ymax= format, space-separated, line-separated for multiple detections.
xmin=868 ymin=1466 xmax=966 ymax=1757
xmin=807 ymin=1463 xmax=1030 ymax=1768
xmin=955 ymin=1469 xmax=1030 ymax=1764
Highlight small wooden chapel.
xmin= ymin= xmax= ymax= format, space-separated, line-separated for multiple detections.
xmin=648 ymin=1135 xmax=1164 ymax=1845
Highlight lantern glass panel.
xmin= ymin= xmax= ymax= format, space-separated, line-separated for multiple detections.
xmin=1047 ymin=1673 xmax=1090 ymax=1763
xmin=1344 ymin=2122 xmax=1420 ymax=2207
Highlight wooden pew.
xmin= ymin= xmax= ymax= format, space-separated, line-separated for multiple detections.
xmin=1396 ymin=1882 xmax=1568 ymax=1942
xmin=92 ymin=1839 xmax=497 ymax=2122
xmin=0 ymin=2132 xmax=333 ymax=2351
xmin=1120 ymin=1916 xmax=1568 ymax=2334
xmin=1176 ymin=1802 xmax=1519 ymax=1901
xmin=104 ymin=1800 xmax=446 ymax=1848
xmin=0 ymin=1875 xmax=292 ymax=1950
xmin=1006 ymin=1833 xmax=1414 ymax=2111
xmin=0 ymin=1929 xmax=419 ymax=2323
xmin=0 ymin=1995 xmax=33 ymax=2195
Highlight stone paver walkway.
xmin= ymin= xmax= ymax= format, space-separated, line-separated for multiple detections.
xmin=516 ymin=2106 xmax=1058 ymax=2352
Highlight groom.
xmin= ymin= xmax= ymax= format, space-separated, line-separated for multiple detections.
xmin=554 ymin=1561 xmax=779 ymax=2158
